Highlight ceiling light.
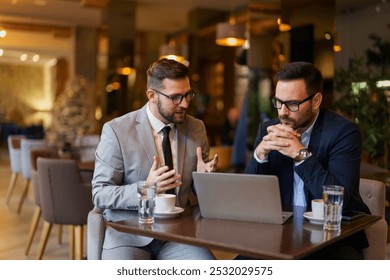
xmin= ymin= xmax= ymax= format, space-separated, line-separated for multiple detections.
xmin=277 ymin=18 xmax=291 ymax=32
xmin=215 ymin=15 xmax=246 ymax=47
xmin=116 ymin=66 xmax=135 ymax=76
xmin=116 ymin=55 xmax=135 ymax=76
xmin=333 ymin=32 xmax=342 ymax=52
xmin=20 ymin=54 xmax=28 ymax=61
xmin=278 ymin=1 xmax=291 ymax=32
xmin=32 ymin=54 xmax=40 ymax=62
xmin=159 ymin=43 xmax=186 ymax=63
xmin=333 ymin=45 xmax=342 ymax=52
xmin=324 ymin=32 xmax=332 ymax=40
xmin=0 ymin=28 xmax=6 ymax=38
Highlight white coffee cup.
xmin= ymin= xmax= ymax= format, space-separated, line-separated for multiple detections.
xmin=311 ymin=198 xmax=324 ymax=219
xmin=155 ymin=194 xmax=176 ymax=213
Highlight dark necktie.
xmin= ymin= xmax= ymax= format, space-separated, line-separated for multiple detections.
xmin=161 ymin=126 xmax=175 ymax=194
xmin=161 ymin=126 xmax=173 ymax=170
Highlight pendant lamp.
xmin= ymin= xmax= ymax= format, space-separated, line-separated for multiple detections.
xmin=159 ymin=43 xmax=186 ymax=63
xmin=278 ymin=0 xmax=291 ymax=32
xmin=215 ymin=16 xmax=246 ymax=47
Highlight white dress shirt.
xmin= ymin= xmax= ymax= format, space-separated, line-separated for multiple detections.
xmin=146 ymin=102 xmax=178 ymax=169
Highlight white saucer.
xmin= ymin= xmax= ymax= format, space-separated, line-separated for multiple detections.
xmin=303 ymin=212 xmax=324 ymax=225
xmin=154 ymin=207 xmax=184 ymax=219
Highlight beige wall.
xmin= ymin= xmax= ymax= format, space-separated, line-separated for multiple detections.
xmin=0 ymin=62 xmax=54 ymax=127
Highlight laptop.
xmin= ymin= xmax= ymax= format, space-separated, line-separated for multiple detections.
xmin=192 ymin=172 xmax=293 ymax=224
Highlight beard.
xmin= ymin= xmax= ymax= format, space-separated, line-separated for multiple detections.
xmin=157 ymin=98 xmax=186 ymax=124
xmin=279 ymin=111 xmax=315 ymax=133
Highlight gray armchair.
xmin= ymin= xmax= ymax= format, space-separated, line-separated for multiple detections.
xmin=25 ymin=148 xmax=58 ymax=256
xmin=5 ymin=135 xmax=25 ymax=206
xmin=36 ymin=158 xmax=93 ymax=259
xmin=359 ymin=178 xmax=388 ymax=259
xmin=87 ymin=206 xmax=105 ymax=260
xmin=18 ymin=138 xmax=47 ymax=213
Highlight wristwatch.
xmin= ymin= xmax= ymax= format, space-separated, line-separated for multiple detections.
xmin=294 ymin=148 xmax=312 ymax=162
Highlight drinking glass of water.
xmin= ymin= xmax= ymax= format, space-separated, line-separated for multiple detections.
xmin=323 ymin=185 xmax=344 ymax=231
xmin=137 ymin=181 xmax=156 ymax=224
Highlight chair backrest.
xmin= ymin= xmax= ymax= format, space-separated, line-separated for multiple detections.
xmin=7 ymin=135 xmax=26 ymax=173
xmin=87 ymin=207 xmax=105 ymax=260
xmin=21 ymin=139 xmax=47 ymax=179
xmin=359 ymin=178 xmax=388 ymax=259
xmin=30 ymin=148 xmax=58 ymax=207
xmin=74 ymin=134 xmax=100 ymax=162
xmin=37 ymin=158 xmax=93 ymax=225
xmin=209 ymin=145 xmax=233 ymax=172
xmin=74 ymin=134 xmax=100 ymax=147
xmin=359 ymin=178 xmax=386 ymax=217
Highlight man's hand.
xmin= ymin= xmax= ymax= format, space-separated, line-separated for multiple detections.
xmin=146 ymin=156 xmax=181 ymax=194
xmin=196 ymin=147 xmax=218 ymax=172
xmin=255 ymin=124 xmax=304 ymax=159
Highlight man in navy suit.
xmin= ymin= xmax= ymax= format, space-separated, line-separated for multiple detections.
xmin=245 ymin=61 xmax=369 ymax=259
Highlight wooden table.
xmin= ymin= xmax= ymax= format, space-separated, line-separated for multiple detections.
xmin=77 ymin=161 xmax=94 ymax=183
xmin=77 ymin=161 xmax=95 ymax=172
xmin=106 ymin=206 xmax=380 ymax=260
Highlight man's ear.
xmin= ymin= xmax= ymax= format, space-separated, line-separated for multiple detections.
xmin=146 ymin=89 xmax=157 ymax=103
xmin=313 ymin=92 xmax=322 ymax=109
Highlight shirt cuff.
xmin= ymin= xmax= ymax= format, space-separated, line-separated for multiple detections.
xmin=254 ymin=150 xmax=268 ymax=163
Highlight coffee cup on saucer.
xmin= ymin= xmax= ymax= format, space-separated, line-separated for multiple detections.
xmin=155 ymin=194 xmax=176 ymax=213
xmin=311 ymin=198 xmax=324 ymax=220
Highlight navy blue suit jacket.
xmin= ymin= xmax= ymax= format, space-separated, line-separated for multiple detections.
xmin=245 ymin=109 xmax=369 ymax=214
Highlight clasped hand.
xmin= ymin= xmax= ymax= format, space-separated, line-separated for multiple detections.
xmin=255 ymin=124 xmax=304 ymax=160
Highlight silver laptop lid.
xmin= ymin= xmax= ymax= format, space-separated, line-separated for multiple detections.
xmin=192 ymin=172 xmax=292 ymax=224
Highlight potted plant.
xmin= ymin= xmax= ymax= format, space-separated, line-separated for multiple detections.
xmin=333 ymin=34 xmax=390 ymax=170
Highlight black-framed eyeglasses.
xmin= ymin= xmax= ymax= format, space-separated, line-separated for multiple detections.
xmin=151 ymin=88 xmax=196 ymax=105
xmin=270 ymin=93 xmax=317 ymax=112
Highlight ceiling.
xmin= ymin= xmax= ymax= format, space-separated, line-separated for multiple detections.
xmin=0 ymin=0 xmax=385 ymax=65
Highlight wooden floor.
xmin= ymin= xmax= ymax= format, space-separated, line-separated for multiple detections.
xmin=0 ymin=144 xmax=389 ymax=260
xmin=0 ymin=145 xmax=86 ymax=260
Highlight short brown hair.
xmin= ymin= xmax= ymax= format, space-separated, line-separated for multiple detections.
xmin=147 ymin=58 xmax=190 ymax=89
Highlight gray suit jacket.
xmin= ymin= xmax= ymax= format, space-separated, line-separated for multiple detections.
xmin=92 ymin=104 xmax=210 ymax=248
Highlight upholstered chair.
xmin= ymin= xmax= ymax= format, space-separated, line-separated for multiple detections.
xmin=18 ymin=138 xmax=47 ymax=213
xmin=25 ymin=148 xmax=58 ymax=256
xmin=87 ymin=207 xmax=105 ymax=260
xmin=36 ymin=158 xmax=93 ymax=260
xmin=6 ymin=135 xmax=26 ymax=206
xmin=73 ymin=134 xmax=100 ymax=162
xmin=359 ymin=178 xmax=388 ymax=259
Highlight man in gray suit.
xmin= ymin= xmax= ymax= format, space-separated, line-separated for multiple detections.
xmin=92 ymin=58 xmax=218 ymax=260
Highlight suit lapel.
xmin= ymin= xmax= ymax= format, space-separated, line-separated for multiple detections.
xmin=135 ymin=106 xmax=157 ymax=165
xmin=308 ymin=109 xmax=325 ymax=156
xmin=176 ymin=123 xmax=187 ymax=178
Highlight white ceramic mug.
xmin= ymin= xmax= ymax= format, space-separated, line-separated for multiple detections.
xmin=311 ymin=198 xmax=324 ymax=219
xmin=155 ymin=194 xmax=176 ymax=213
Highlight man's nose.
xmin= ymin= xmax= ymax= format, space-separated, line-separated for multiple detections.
xmin=279 ymin=104 xmax=290 ymax=115
xmin=179 ymin=98 xmax=190 ymax=108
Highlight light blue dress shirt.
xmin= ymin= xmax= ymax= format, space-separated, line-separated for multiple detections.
xmin=254 ymin=112 xmax=319 ymax=206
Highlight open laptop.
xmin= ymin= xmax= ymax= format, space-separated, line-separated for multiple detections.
xmin=192 ymin=172 xmax=293 ymax=224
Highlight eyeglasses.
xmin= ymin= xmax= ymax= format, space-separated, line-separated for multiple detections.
xmin=270 ymin=93 xmax=317 ymax=112
xmin=151 ymin=88 xmax=196 ymax=105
